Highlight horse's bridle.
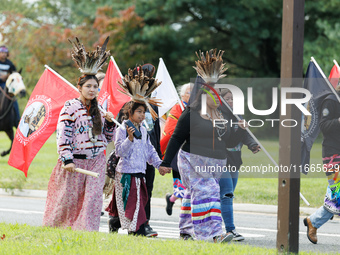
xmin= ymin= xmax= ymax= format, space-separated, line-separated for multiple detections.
xmin=0 ymin=86 xmax=16 ymax=101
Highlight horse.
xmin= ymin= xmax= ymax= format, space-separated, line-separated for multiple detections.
xmin=0 ymin=71 xmax=26 ymax=156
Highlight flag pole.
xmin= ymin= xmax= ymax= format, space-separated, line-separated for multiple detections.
xmin=111 ymin=56 xmax=123 ymax=79
xmin=311 ymin=57 xmax=340 ymax=103
xmin=98 ymin=106 xmax=122 ymax=127
xmin=220 ymin=96 xmax=310 ymax=206
xmin=333 ymin=59 xmax=340 ymax=71
xmin=221 ymin=97 xmax=278 ymax=166
xmin=44 ymin=65 xmax=79 ymax=93
xmin=178 ymin=99 xmax=185 ymax=111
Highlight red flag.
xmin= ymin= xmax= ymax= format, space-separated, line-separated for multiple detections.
xmin=328 ymin=64 xmax=340 ymax=88
xmin=98 ymin=59 xmax=130 ymax=116
xmin=8 ymin=69 xmax=79 ymax=176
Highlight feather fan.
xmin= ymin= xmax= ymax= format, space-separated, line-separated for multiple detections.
xmin=118 ymin=64 xmax=162 ymax=120
xmin=193 ymin=49 xmax=228 ymax=84
xmin=69 ymin=37 xmax=110 ymax=75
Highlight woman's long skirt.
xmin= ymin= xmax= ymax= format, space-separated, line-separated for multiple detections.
xmin=43 ymin=152 xmax=106 ymax=231
xmin=178 ymin=149 xmax=226 ymax=240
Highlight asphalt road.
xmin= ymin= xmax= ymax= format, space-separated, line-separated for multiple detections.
xmin=0 ymin=195 xmax=340 ymax=253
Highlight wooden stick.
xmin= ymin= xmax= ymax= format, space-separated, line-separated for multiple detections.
xmin=98 ymin=106 xmax=122 ymax=127
xmin=74 ymin=168 xmax=99 ymax=178
xmin=62 ymin=166 xmax=99 ymax=178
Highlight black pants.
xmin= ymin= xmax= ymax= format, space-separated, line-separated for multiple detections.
xmin=145 ymin=163 xmax=155 ymax=221
xmin=172 ymin=168 xmax=181 ymax=179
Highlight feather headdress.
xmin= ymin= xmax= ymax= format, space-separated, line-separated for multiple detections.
xmin=69 ymin=37 xmax=110 ymax=75
xmin=118 ymin=64 xmax=162 ymax=120
xmin=193 ymin=49 xmax=228 ymax=84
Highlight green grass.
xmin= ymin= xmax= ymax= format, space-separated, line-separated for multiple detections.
xmin=0 ymin=130 xmax=58 ymax=191
xmin=235 ymin=138 xmax=327 ymax=208
xmin=0 ymin=132 xmax=327 ymax=207
xmin=0 ymin=223 xmax=322 ymax=255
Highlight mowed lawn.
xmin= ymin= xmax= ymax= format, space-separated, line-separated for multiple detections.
xmin=1 ymin=223 xmax=324 ymax=255
xmin=0 ymin=131 xmax=326 ymax=207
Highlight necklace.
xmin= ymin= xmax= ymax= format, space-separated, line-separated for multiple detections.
xmin=206 ymin=109 xmax=227 ymax=141
xmin=87 ymin=116 xmax=98 ymax=143
xmin=79 ymin=99 xmax=97 ymax=144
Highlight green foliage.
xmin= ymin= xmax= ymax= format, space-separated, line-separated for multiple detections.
xmin=134 ymin=0 xmax=283 ymax=82
xmin=304 ymin=1 xmax=340 ymax=75
xmin=0 ymin=173 xmax=26 ymax=192
xmin=0 ymin=0 xmax=37 ymax=18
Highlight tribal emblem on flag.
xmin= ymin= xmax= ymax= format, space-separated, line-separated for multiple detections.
xmin=21 ymin=103 xmax=45 ymax=137
xmin=17 ymin=95 xmax=52 ymax=144
xmin=302 ymin=99 xmax=318 ymax=137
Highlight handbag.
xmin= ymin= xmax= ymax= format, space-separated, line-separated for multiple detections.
xmin=103 ymin=149 xmax=120 ymax=198
xmin=106 ymin=149 xmax=120 ymax=179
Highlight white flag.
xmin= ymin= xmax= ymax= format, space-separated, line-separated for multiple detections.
xmin=152 ymin=58 xmax=183 ymax=118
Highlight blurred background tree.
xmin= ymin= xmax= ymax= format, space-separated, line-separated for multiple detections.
xmin=1 ymin=0 xmax=340 ymax=137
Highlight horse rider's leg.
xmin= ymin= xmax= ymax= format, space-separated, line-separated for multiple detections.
xmin=1 ymin=128 xmax=14 ymax=157
xmin=13 ymin=101 xmax=20 ymax=126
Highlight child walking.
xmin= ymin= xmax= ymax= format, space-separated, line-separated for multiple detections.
xmin=106 ymin=65 xmax=171 ymax=235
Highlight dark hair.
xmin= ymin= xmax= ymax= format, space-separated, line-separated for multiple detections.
xmin=120 ymin=101 xmax=147 ymax=121
xmin=190 ymin=86 xmax=205 ymax=111
xmin=77 ymin=75 xmax=102 ymax=135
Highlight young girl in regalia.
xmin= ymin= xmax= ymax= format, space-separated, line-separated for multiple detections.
xmin=105 ymin=65 xmax=171 ymax=235
xmin=43 ymin=37 xmax=116 ymax=231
